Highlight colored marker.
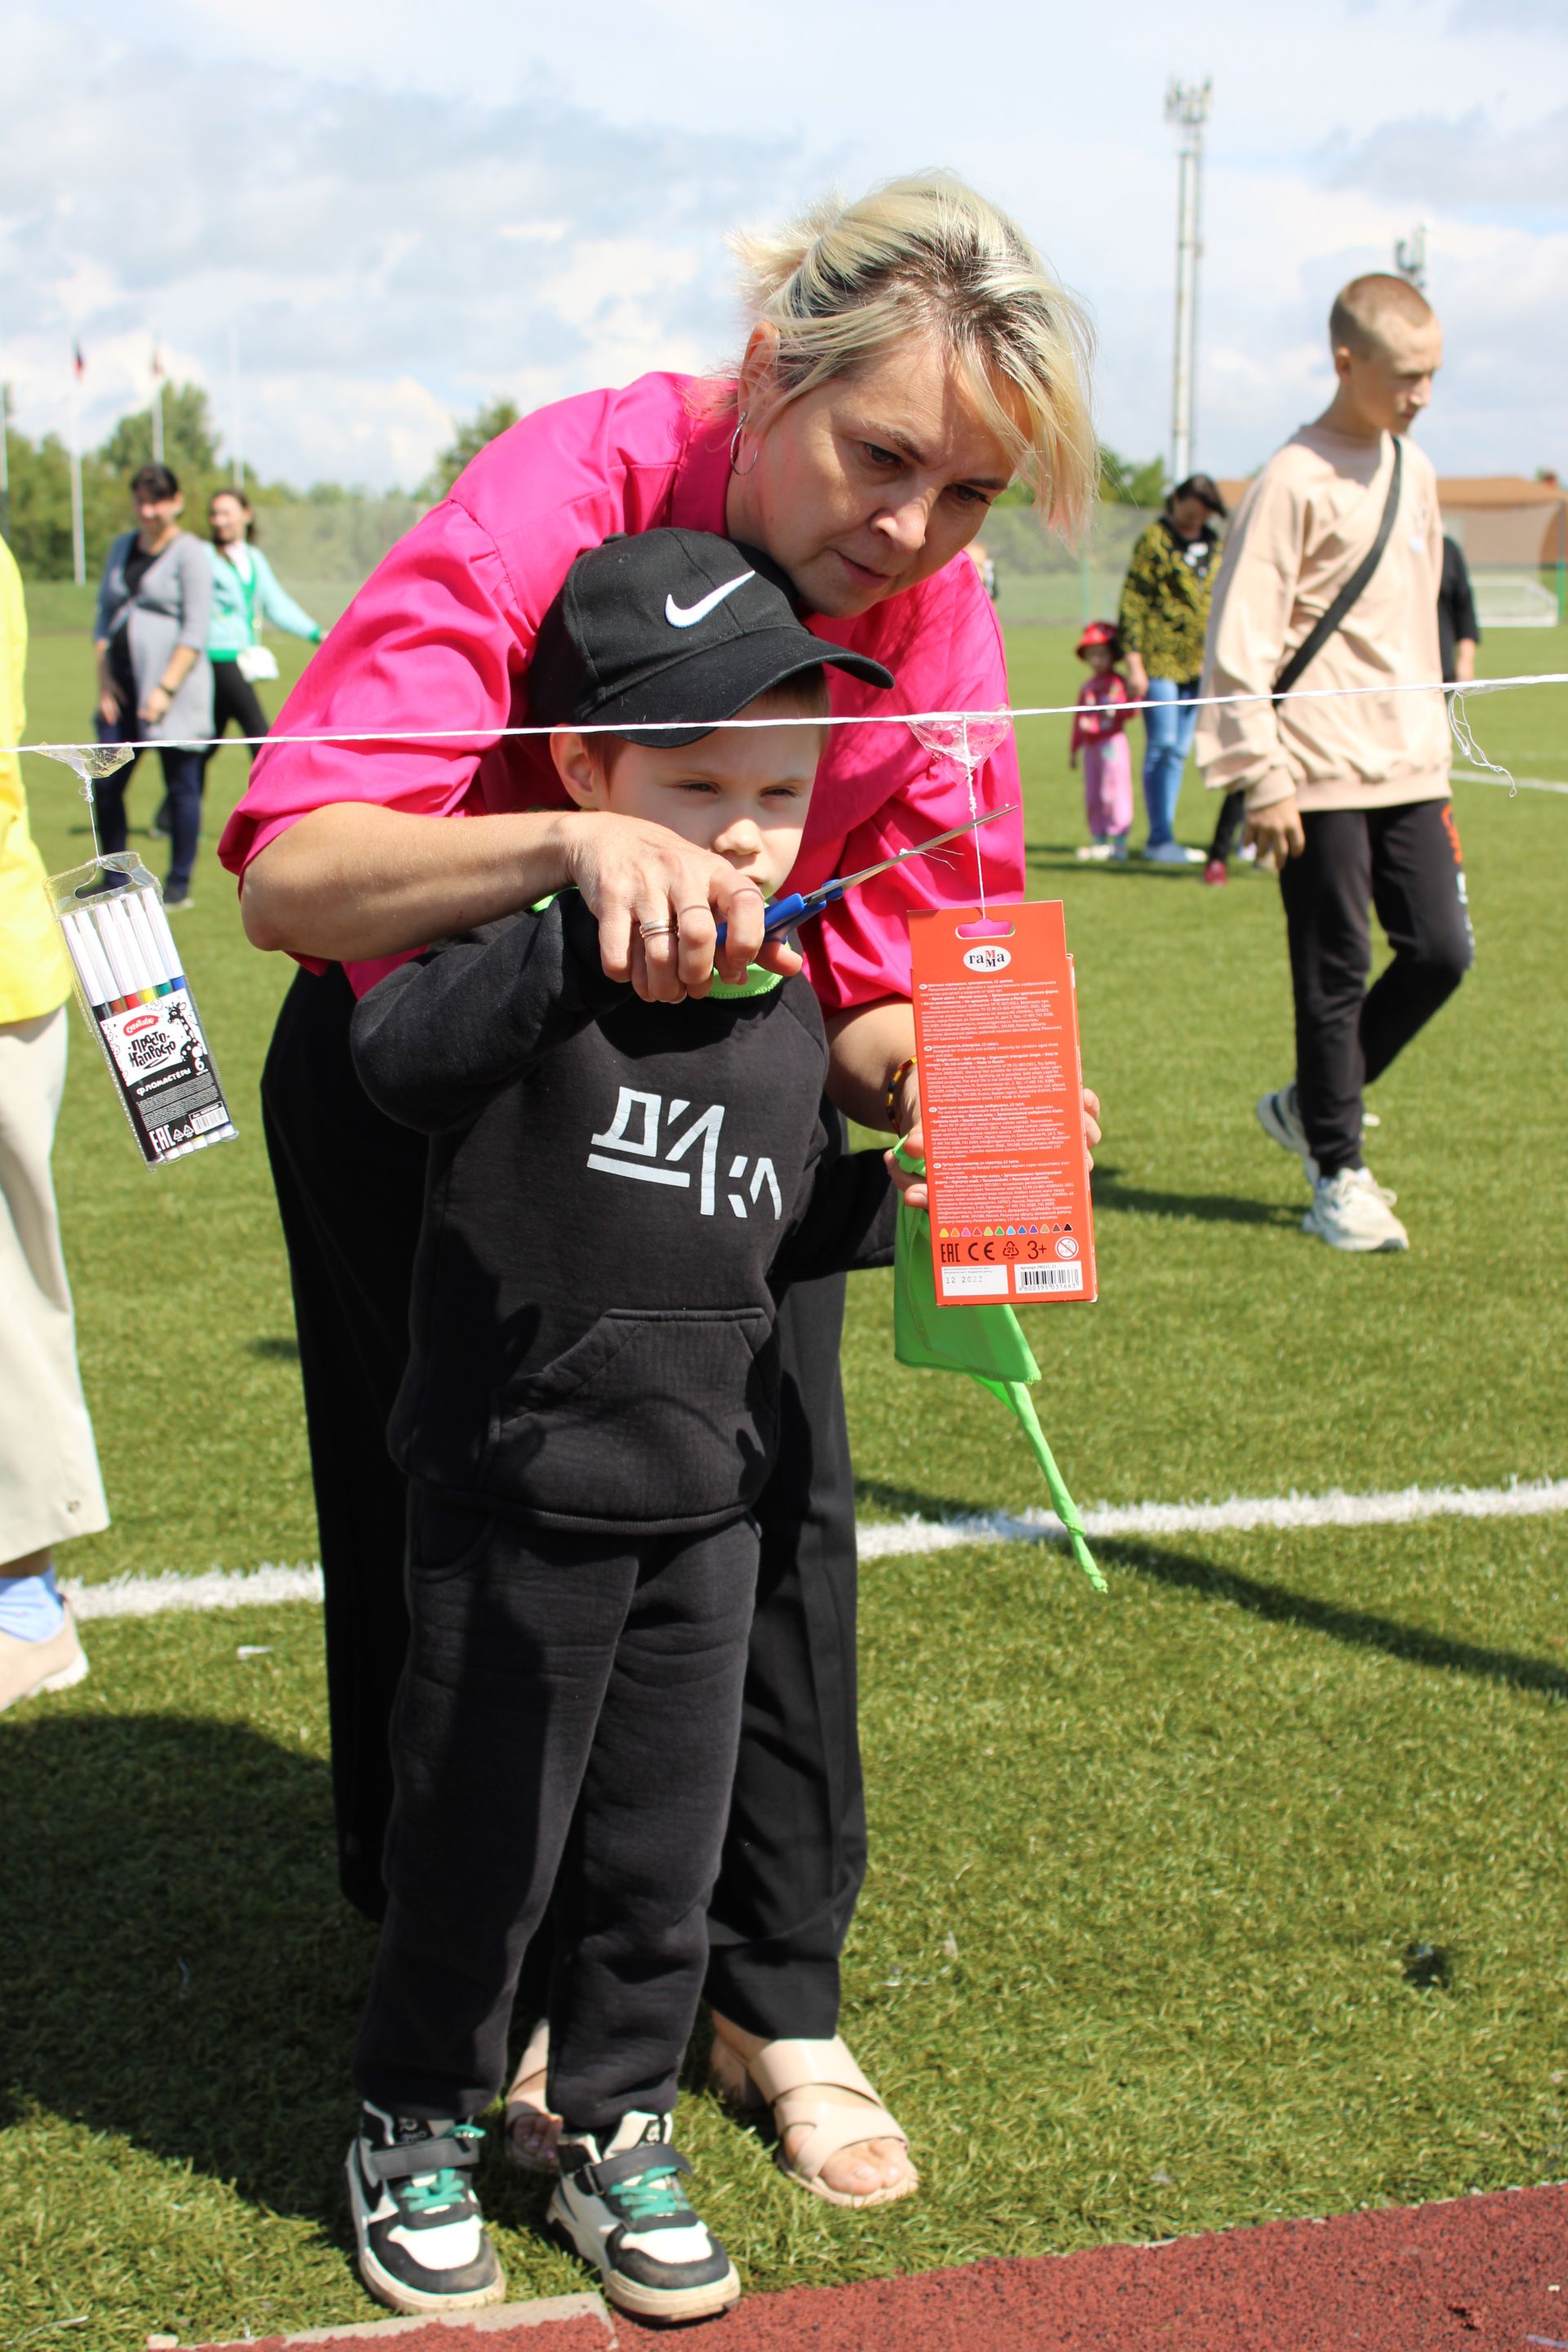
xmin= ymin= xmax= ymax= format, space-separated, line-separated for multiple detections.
xmin=85 ymin=902 xmax=135 ymax=1010
xmin=82 ymin=911 xmax=124 ymax=1013
xmin=124 ymin=890 xmax=175 ymax=996
xmin=104 ymin=894 xmax=158 ymax=1004
xmin=140 ymin=888 xmax=186 ymax=989
xmin=63 ymin=902 xmax=121 ymax=1012
xmin=62 ymin=911 xmax=117 ymax=1015
xmin=90 ymin=898 xmax=141 ymax=1009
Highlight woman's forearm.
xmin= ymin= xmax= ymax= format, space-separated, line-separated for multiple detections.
xmin=160 ymin=644 xmax=199 ymax=695
xmin=240 ymin=802 xmax=582 ymax=960
xmin=238 ymin=801 xmax=779 ymax=996
xmin=824 ymin=998 xmax=918 ymax=1134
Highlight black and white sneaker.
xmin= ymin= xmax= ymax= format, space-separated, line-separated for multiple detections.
xmin=549 ymin=2111 xmax=739 ymax=2323
xmin=346 ymin=2104 xmax=506 ymax=2314
xmin=1256 ymin=1082 xmax=1319 ymax=1185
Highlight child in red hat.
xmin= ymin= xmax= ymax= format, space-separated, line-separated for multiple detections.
xmin=1070 ymin=621 xmax=1133 ymax=862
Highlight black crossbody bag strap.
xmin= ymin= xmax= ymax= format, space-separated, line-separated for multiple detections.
xmin=1272 ymin=436 xmax=1402 ymax=703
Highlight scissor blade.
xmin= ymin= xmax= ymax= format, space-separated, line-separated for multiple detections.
xmin=830 ymin=803 xmax=1018 ymax=899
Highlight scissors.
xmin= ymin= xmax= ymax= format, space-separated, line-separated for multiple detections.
xmin=713 ymin=803 xmax=1018 ymax=949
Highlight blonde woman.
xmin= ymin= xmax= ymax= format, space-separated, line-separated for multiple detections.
xmin=220 ymin=172 xmax=1100 ymax=2278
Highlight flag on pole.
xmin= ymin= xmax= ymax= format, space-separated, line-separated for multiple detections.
xmin=151 ymin=341 xmax=164 ymax=381
xmin=69 ymin=344 xmax=87 ymax=586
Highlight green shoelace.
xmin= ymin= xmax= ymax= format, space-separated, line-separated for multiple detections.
xmin=611 ymin=2159 xmax=689 ymax=2226
xmin=402 ymin=2121 xmax=485 ymax=2214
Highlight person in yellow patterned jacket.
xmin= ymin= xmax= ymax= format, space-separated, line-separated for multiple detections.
xmin=0 ymin=532 xmax=109 ymax=1709
xmin=1117 ymin=473 xmax=1227 ymax=862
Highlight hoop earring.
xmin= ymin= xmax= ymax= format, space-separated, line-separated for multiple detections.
xmin=728 ymin=412 xmax=759 ymax=479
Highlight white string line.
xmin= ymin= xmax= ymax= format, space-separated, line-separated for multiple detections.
xmin=61 ymin=1477 xmax=1568 ymax=1620
xmin=11 ymin=670 xmax=1567 ymax=762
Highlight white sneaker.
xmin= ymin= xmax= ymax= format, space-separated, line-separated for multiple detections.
xmin=0 ymin=1601 xmax=89 ymax=1714
xmin=1302 ymin=1168 xmax=1409 ymax=1253
xmin=549 ymin=2112 xmax=739 ymax=2323
xmin=1075 ymin=840 xmax=1114 ymax=862
xmin=1255 ymin=1084 xmax=1318 ymax=1184
xmin=346 ymin=2105 xmax=505 ymax=2314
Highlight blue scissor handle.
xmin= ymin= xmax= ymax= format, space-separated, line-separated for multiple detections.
xmin=714 ymin=888 xmax=830 ymax=951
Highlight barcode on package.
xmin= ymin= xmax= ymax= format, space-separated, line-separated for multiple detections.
xmin=97 ymin=988 xmax=237 ymax=1165
xmin=1016 ymin=1262 xmax=1085 ymax=1294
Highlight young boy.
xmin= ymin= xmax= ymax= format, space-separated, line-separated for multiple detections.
xmin=343 ymin=529 xmax=897 ymax=2324
xmin=1196 ymin=274 xmax=1469 ymax=1254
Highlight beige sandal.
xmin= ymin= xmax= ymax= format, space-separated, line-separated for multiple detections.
xmin=708 ymin=2026 xmax=918 ymax=2210
xmin=502 ymin=2019 xmax=561 ymax=2173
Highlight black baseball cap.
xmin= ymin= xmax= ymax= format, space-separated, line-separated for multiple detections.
xmin=528 ymin=528 xmax=894 ymax=748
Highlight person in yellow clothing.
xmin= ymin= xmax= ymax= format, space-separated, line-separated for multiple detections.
xmin=0 ymin=532 xmax=109 ymax=1709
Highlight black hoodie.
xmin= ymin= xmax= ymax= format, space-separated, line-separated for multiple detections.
xmin=351 ymin=894 xmax=894 ymax=1536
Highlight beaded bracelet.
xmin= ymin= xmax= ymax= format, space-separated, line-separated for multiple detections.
xmin=885 ymin=1054 xmax=917 ymax=1124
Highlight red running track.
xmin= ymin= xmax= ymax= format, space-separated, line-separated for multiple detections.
xmin=617 ymin=2185 xmax=1568 ymax=2351
xmin=195 ymin=2185 xmax=1568 ymax=2352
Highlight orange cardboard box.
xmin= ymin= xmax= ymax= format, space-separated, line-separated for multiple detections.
xmin=909 ymin=900 xmax=1096 ymax=1307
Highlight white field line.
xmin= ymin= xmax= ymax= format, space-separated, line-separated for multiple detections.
xmin=69 ymin=1562 xmax=324 ymax=1622
xmin=854 ymin=1477 xmax=1568 ymax=1561
xmin=1454 ymin=766 xmax=1568 ymax=795
xmin=62 ymin=1479 xmax=1568 ymax=1619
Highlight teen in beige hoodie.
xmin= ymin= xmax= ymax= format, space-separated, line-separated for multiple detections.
xmin=1195 ymin=275 xmax=1472 ymax=1254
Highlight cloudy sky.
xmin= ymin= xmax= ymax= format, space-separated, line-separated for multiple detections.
xmin=3 ymin=0 xmax=1565 ymax=493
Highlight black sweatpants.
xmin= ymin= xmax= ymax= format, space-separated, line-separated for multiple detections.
xmin=1278 ymin=798 xmax=1473 ymax=1178
xmin=1207 ymin=787 xmax=1247 ymax=866
xmin=91 ymin=723 xmax=205 ymax=896
xmin=203 ymin=660 xmax=270 ymax=772
xmin=354 ymin=1498 xmax=758 ymax=2128
xmin=260 ymin=964 xmax=865 ymax=2038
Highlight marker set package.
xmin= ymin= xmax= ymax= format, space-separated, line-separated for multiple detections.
xmin=909 ymin=899 xmax=1096 ymax=1307
xmin=49 ymin=852 xmax=238 ymax=1167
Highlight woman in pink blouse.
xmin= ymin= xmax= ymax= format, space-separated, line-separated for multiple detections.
xmin=222 ymin=172 xmax=1099 ymax=2212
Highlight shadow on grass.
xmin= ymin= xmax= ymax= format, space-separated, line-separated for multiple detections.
xmin=0 ymin=1714 xmax=373 ymax=2236
xmin=1090 ymin=1161 xmax=1298 ymax=1230
xmin=249 ymin=1335 xmax=301 ymax=1361
xmin=1102 ymin=1538 xmax=1568 ymax=1704
xmin=0 ymin=1711 xmax=562 ymax=2247
xmin=856 ymin=1475 xmax=993 ymax=1521
xmin=856 ymin=1485 xmax=1568 ymax=1702
xmin=1022 ymin=838 xmax=1213 ymax=878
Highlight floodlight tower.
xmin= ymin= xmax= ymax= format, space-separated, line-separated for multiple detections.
xmin=1165 ymin=78 xmax=1212 ymax=488
xmin=1394 ymin=225 xmax=1428 ymax=292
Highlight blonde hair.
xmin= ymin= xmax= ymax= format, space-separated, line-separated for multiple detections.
xmin=1330 ymin=274 xmax=1437 ymax=358
xmin=730 ymin=172 xmax=1098 ymax=538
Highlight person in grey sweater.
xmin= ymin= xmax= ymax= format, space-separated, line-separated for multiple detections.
xmin=92 ymin=463 xmax=213 ymax=906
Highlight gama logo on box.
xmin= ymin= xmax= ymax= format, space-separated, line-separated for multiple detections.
xmin=962 ymin=943 xmax=1011 ymax=973
xmin=123 ymin=1011 xmax=159 ymax=1035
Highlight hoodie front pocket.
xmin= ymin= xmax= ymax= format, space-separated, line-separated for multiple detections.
xmin=484 ymin=1307 xmax=777 ymax=1523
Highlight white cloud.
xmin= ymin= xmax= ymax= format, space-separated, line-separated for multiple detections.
xmin=0 ymin=14 xmax=800 ymax=488
xmin=3 ymin=0 xmax=1566 ymax=491
xmin=1322 ymin=105 xmax=1568 ymax=208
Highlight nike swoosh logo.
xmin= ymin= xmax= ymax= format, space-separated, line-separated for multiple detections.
xmin=665 ymin=572 xmax=755 ymax=629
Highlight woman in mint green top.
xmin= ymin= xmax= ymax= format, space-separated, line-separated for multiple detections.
xmin=203 ymin=488 xmax=323 ymax=771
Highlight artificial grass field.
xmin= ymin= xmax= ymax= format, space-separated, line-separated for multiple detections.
xmin=3 ymin=611 xmax=1565 ymax=2347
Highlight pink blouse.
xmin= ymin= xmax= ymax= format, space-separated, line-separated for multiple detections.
xmin=218 ymin=372 xmax=1023 ymax=1009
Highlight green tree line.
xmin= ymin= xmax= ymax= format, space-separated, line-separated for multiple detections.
xmin=0 ymin=380 xmax=410 ymax=582
xmin=1 ymin=378 xmax=1166 ymax=583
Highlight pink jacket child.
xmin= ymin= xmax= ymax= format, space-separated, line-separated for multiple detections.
xmin=1069 ymin=620 xmax=1134 ymax=862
